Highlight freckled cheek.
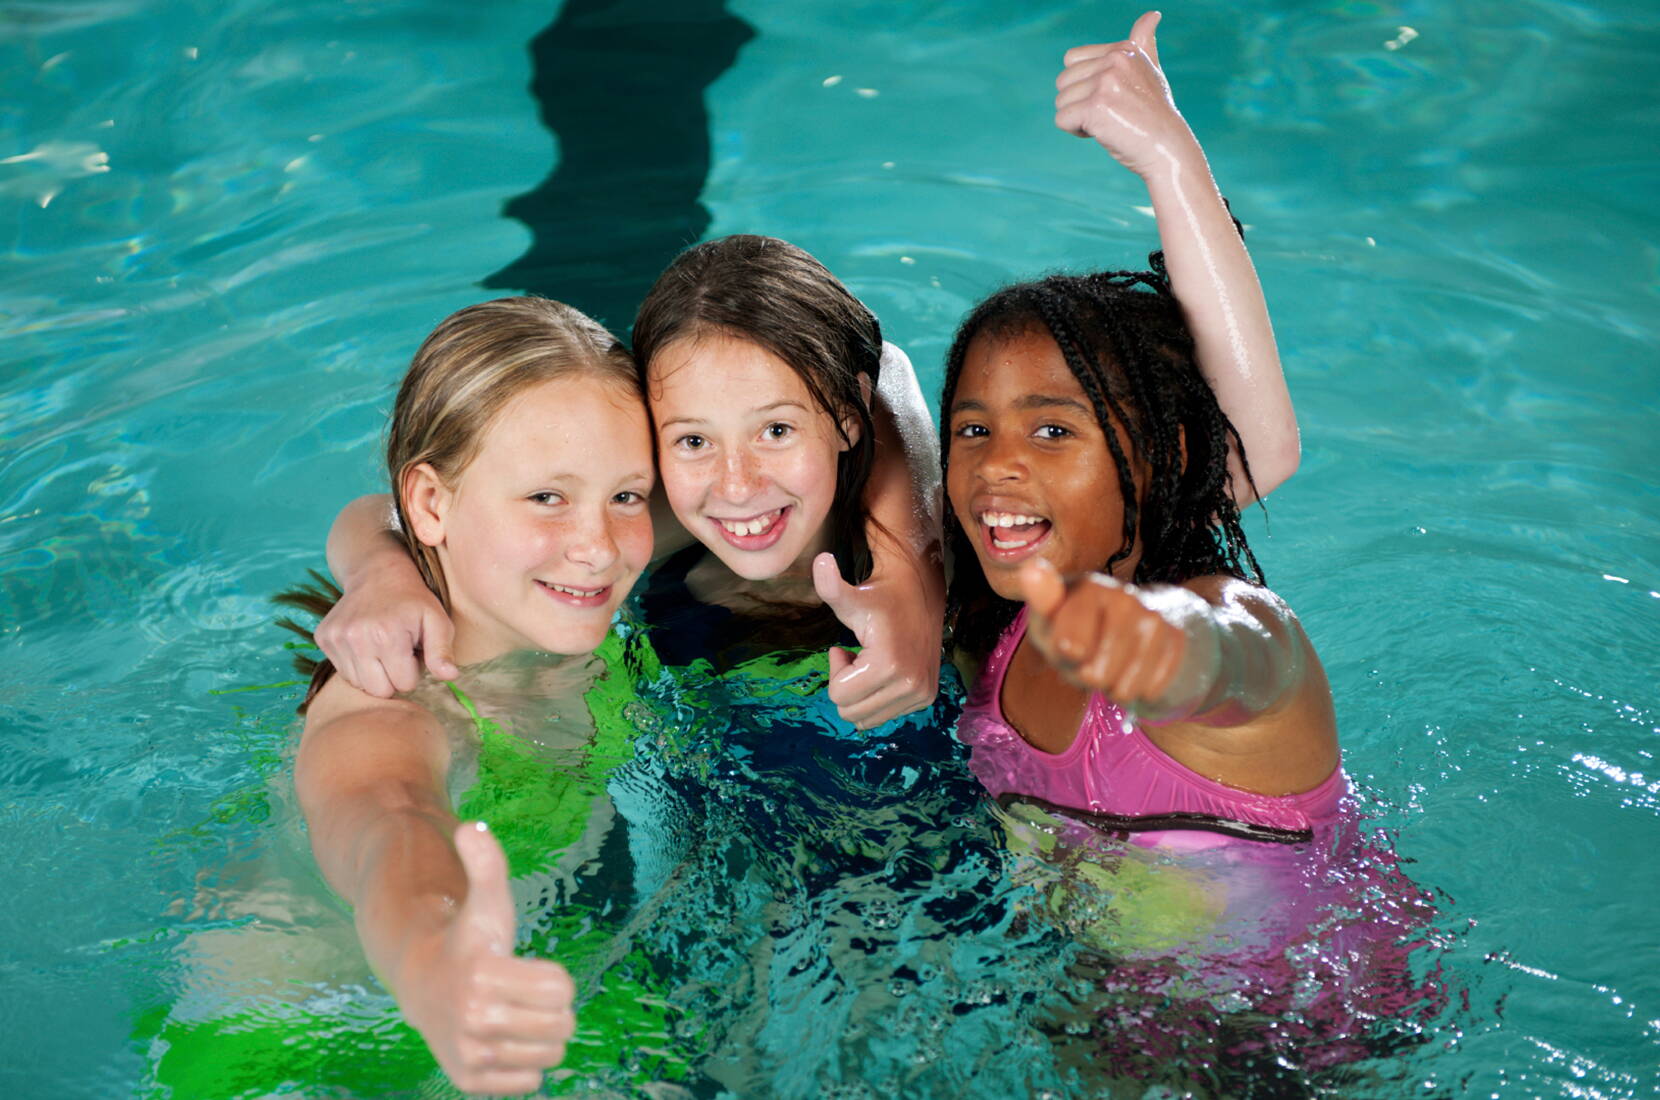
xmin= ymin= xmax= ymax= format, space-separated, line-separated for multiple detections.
xmin=616 ymin=516 xmax=655 ymax=573
xmin=657 ymin=459 xmax=705 ymax=519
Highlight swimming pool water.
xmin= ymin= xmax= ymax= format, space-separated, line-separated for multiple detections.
xmin=3 ymin=0 xmax=1658 ymax=1096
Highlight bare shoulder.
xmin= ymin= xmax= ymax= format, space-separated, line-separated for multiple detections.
xmin=296 ymin=675 xmax=452 ymax=800
xmin=1179 ymin=573 xmax=1295 ymax=620
xmin=1153 ymin=574 xmax=1339 ymax=796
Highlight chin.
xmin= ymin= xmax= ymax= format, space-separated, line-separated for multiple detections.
xmin=534 ymin=618 xmax=613 ymax=656
xmin=980 ymin=565 xmax=1026 ymax=603
xmin=702 ymin=541 xmax=792 ymax=582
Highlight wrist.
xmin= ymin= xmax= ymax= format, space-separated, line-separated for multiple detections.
xmin=1134 ymin=126 xmax=1209 ymax=187
xmin=1136 ymin=586 xmax=1221 ymax=721
xmin=339 ymin=539 xmax=423 ymax=592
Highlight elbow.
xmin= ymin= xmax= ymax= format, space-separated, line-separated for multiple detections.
xmin=1246 ymin=433 xmax=1300 ymax=502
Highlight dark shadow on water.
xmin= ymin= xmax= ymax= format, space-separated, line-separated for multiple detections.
xmin=483 ymin=0 xmax=756 ymax=335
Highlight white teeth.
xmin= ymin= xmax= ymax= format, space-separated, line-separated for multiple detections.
xmin=980 ymin=511 xmax=1045 ymax=529
xmin=718 ymin=509 xmax=781 ymax=537
xmin=544 ymin=582 xmax=600 ymax=596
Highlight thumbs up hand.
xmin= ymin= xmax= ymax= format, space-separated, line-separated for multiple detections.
xmin=1054 ymin=12 xmax=1194 ymax=181
xmin=396 ymin=822 xmax=576 ymax=1096
xmin=1015 ymin=559 xmax=1189 ymax=709
xmin=812 ymin=552 xmax=939 ymax=730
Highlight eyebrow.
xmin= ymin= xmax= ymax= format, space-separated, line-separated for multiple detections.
xmin=949 ymin=394 xmax=1093 ymax=416
xmin=657 ymin=400 xmax=810 ymax=431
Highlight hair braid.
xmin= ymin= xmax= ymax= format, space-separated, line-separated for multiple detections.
xmin=941 ymin=258 xmax=1265 ymax=662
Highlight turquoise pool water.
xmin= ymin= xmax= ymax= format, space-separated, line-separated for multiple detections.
xmin=3 ymin=0 xmax=1658 ymax=1096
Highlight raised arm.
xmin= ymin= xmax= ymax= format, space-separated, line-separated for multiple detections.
xmin=812 ymin=343 xmax=946 ymax=728
xmin=1055 ymin=11 xmax=1298 ymax=502
xmin=295 ymin=682 xmax=574 ymax=1093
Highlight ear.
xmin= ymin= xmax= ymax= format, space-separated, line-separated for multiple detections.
xmin=400 ymin=462 xmax=453 ymax=548
xmin=839 ymin=372 xmax=873 ymax=451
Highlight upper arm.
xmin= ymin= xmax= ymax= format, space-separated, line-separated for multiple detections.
xmin=1152 ymin=576 xmax=1338 ymax=793
xmin=295 ymin=680 xmax=454 ymax=888
xmin=864 ymin=343 xmax=944 ymax=559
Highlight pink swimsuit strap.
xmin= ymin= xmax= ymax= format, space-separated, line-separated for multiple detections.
xmin=958 ymin=607 xmax=1346 ymax=841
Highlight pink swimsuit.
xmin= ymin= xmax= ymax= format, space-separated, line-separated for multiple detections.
xmin=957 ymin=608 xmax=1346 ymax=846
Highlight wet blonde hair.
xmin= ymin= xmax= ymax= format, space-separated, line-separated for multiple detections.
xmin=277 ymin=296 xmax=638 ymax=708
xmin=388 ymin=296 xmax=638 ymax=607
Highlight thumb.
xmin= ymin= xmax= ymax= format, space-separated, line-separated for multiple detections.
xmin=827 ymin=645 xmax=855 ymax=682
xmin=1130 ymin=10 xmax=1161 ymax=68
xmin=811 ymin=551 xmax=854 ymax=613
xmin=423 ymin=609 xmax=459 ymax=681
xmin=1017 ymin=559 xmax=1067 ymax=622
xmin=813 ymin=552 xmax=872 ymax=642
xmin=453 ymin=821 xmax=516 ymax=955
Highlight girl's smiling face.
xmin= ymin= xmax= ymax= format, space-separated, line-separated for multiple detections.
xmin=405 ymin=374 xmax=656 ymax=664
xmin=946 ymin=326 xmax=1139 ymax=600
xmin=648 ymin=331 xmax=853 ymax=582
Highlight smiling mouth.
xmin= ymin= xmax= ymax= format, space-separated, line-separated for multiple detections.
xmin=534 ymin=579 xmax=612 ymax=608
xmin=978 ymin=510 xmax=1052 ymax=555
xmin=711 ymin=506 xmax=789 ymax=549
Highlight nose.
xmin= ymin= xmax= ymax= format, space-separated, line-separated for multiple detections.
xmin=714 ymin=444 xmax=765 ymax=503
xmin=565 ymin=507 xmax=620 ymax=573
xmin=976 ymin=431 xmax=1027 ymax=484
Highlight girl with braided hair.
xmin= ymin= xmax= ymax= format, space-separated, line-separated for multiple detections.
xmin=946 ymin=12 xmax=1341 ymax=842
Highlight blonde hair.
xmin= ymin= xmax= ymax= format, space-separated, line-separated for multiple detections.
xmin=278 ymin=297 xmax=637 ymax=708
xmin=388 ymin=297 xmax=638 ymax=609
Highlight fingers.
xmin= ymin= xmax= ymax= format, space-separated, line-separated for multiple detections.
xmin=827 ymin=645 xmax=853 ymax=682
xmin=422 ymin=608 xmax=459 ymax=681
xmin=1021 ymin=574 xmax=1187 ymax=706
xmin=454 ymin=822 xmax=516 ymax=954
xmin=442 ymin=956 xmax=576 ymax=1092
xmin=827 ymin=647 xmax=936 ymax=729
xmin=317 ymin=615 xmax=418 ymax=698
xmin=449 ymin=1066 xmax=547 ymax=1097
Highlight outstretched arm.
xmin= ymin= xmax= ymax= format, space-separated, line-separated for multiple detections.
xmin=295 ymin=683 xmax=574 ymax=1092
xmin=1055 ymin=11 xmax=1298 ymax=502
xmin=814 ymin=344 xmax=946 ymax=729
xmin=1016 ymin=559 xmax=1337 ymax=795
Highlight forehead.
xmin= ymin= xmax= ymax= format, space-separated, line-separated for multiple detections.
xmin=471 ymin=374 xmax=650 ymax=472
xmin=647 ymin=331 xmax=818 ymax=410
xmin=956 ymin=326 xmax=1088 ymax=407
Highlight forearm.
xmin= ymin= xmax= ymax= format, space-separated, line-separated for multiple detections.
xmin=1140 ymin=583 xmax=1304 ymax=725
xmin=1140 ymin=141 xmax=1298 ymax=501
xmin=342 ymin=801 xmax=466 ymax=991
xmin=326 ymin=493 xmax=411 ymax=588
xmin=864 ymin=345 xmax=944 ymax=589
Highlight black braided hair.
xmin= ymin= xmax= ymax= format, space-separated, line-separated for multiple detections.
xmin=940 ymin=253 xmax=1265 ymax=663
